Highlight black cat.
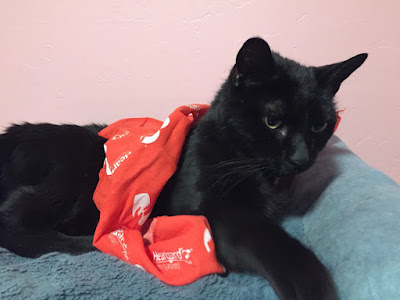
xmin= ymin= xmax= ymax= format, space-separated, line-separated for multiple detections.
xmin=0 ymin=37 xmax=366 ymax=299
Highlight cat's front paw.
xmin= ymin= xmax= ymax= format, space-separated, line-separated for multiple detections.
xmin=275 ymin=261 xmax=338 ymax=300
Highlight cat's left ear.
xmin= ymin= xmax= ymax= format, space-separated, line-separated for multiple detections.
xmin=315 ymin=53 xmax=368 ymax=95
xmin=234 ymin=37 xmax=275 ymax=87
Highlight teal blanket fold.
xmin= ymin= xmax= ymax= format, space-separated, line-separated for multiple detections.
xmin=1 ymin=135 xmax=399 ymax=299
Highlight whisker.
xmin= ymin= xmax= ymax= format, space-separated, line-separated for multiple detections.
xmin=219 ymin=166 xmax=265 ymax=198
xmin=212 ymin=158 xmax=266 ymax=169
xmin=209 ymin=164 xmax=259 ymax=191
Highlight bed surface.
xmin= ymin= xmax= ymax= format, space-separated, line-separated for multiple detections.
xmin=1 ymin=135 xmax=399 ymax=300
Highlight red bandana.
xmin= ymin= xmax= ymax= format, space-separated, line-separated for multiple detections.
xmin=92 ymin=104 xmax=225 ymax=286
xmin=334 ymin=109 xmax=344 ymax=132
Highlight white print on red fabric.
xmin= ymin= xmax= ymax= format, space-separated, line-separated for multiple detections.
xmin=103 ymin=144 xmax=132 ymax=176
xmin=132 ymin=193 xmax=152 ymax=226
xmin=108 ymin=228 xmax=129 ymax=260
xmin=203 ymin=228 xmax=212 ymax=253
xmin=141 ymin=130 xmax=160 ymax=144
xmin=153 ymin=248 xmax=193 ymax=271
xmin=188 ymin=105 xmax=203 ymax=119
xmin=111 ymin=130 xmax=130 ymax=140
xmin=188 ymin=104 xmax=202 ymax=111
xmin=134 ymin=264 xmax=145 ymax=270
xmin=103 ymin=144 xmax=112 ymax=175
xmin=141 ymin=117 xmax=170 ymax=144
xmin=160 ymin=117 xmax=170 ymax=129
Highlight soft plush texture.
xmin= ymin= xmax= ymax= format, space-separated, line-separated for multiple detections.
xmin=1 ymin=135 xmax=399 ymax=299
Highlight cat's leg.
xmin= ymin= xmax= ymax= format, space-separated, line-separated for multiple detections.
xmin=209 ymin=213 xmax=337 ymax=300
xmin=0 ymin=227 xmax=96 ymax=258
xmin=0 ymin=184 xmax=97 ymax=258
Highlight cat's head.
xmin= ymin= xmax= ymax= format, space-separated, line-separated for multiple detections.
xmin=215 ymin=37 xmax=367 ymax=176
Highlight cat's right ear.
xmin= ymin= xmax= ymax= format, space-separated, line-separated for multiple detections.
xmin=234 ymin=37 xmax=275 ymax=87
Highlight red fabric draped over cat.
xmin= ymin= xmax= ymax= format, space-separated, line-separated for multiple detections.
xmin=92 ymin=104 xmax=225 ymax=286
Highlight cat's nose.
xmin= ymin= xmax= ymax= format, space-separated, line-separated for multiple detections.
xmin=289 ymin=150 xmax=309 ymax=166
xmin=289 ymin=137 xmax=309 ymax=166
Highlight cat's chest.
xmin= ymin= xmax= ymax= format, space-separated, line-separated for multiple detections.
xmin=200 ymin=170 xmax=279 ymax=211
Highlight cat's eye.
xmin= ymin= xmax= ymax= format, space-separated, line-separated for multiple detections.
xmin=265 ymin=117 xmax=282 ymax=129
xmin=311 ymin=122 xmax=328 ymax=133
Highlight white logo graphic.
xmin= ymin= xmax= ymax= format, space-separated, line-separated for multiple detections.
xmin=141 ymin=130 xmax=160 ymax=144
xmin=188 ymin=104 xmax=202 ymax=111
xmin=111 ymin=130 xmax=130 ymax=140
xmin=103 ymin=144 xmax=112 ymax=175
xmin=132 ymin=193 xmax=151 ymax=226
xmin=141 ymin=117 xmax=170 ymax=144
xmin=160 ymin=117 xmax=170 ymax=129
xmin=203 ymin=228 xmax=212 ymax=253
xmin=103 ymin=144 xmax=131 ymax=176
xmin=153 ymin=248 xmax=193 ymax=265
xmin=108 ymin=228 xmax=129 ymax=260
xmin=134 ymin=264 xmax=145 ymax=270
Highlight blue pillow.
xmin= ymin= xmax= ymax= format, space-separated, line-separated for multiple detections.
xmin=283 ymin=135 xmax=400 ymax=299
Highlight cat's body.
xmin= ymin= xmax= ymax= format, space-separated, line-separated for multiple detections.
xmin=0 ymin=38 xmax=367 ymax=299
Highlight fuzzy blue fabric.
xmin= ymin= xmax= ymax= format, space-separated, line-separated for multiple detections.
xmin=1 ymin=135 xmax=399 ymax=299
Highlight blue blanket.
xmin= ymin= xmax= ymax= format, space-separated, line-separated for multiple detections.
xmin=1 ymin=136 xmax=400 ymax=299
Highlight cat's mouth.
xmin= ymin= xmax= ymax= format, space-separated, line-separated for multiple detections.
xmin=278 ymin=159 xmax=315 ymax=177
xmin=272 ymin=175 xmax=295 ymax=190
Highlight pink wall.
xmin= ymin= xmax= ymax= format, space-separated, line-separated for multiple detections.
xmin=1 ymin=1 xmax=399 ymax=183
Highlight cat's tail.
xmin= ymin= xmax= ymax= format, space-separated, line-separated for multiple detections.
xmin=0 ymin=133 xmax=8 ymax=161
xmin=0 ymin=132 xmax=12 ymax=203
xmin=0 ymin=134 xmax=5 ymax=201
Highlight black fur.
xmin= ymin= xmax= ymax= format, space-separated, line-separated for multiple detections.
xmin=0 ymin=37 xmax=367 ymax=299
